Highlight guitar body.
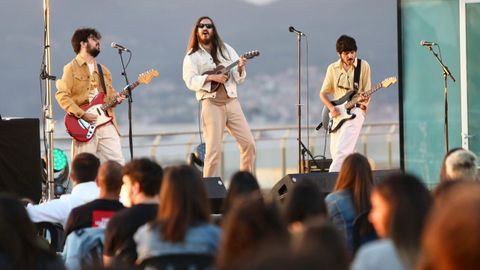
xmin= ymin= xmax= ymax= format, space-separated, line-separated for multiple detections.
xmin=320 ymin=76 xmax=398 ymax=134
xmin=321 ymin=91 xmax=357 ymax=133
xmin=64 ymin=92 xmax=113 ymax=142
xmin=63 ymin=68 xmax=159 ymax=142
xmin=202 ymin=65 xmax=227 ymax=92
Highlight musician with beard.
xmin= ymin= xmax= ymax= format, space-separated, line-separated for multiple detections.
xmin=183 ymin=16 xmax=256 ymax=177
xmin=56 ymin=28 xmax=125 ymax=164
xmin=319 ymin=35 xmax=371 ymax=172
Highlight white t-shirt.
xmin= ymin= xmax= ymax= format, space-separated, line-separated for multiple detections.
xmin=87 ymin=62 xmax=99 ymax=102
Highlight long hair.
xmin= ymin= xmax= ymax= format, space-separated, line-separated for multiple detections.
xmin=374 ymin=173 xmax=432 ymax=269
xmin=216 ymin=195 xmax=288 ymax=269
xmin=0 ymin=194 xmax=57 ymax=269
xmin=284 ymin=178 xmax=327 ymax=224
xmin=157 ymin=165 xmax=210 ymax=242
xmin=186 ymin=16 xmax=229 ymax=64
xmin=420 ymin=182 xmax=480 ymax=270
xmin=333 ymin=153 xmax=373 ymax=214
xmin=221 ymin=171 xmax=260 ymax=214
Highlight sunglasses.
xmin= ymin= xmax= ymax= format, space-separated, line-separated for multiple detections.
xmin=197 ymin=23 xmax=213 ymax=29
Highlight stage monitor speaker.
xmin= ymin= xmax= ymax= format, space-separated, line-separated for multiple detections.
xmin=0 ymin=118 xmax=42 ymax=203
xmin=203 ymin=177 xmax=227 ymax=214
xmin=271 ymin=170 xmax=399 ymax=202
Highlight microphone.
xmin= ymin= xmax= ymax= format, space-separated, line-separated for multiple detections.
xmin=111 ymin=42 xmax=130 ymax=52
xmin=289 ymin=26 xmax=305 ymax=36
xmin=420 ymin=40 xmax=436 ymax=47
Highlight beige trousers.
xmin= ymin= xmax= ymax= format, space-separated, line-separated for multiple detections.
xmin=201 ymin=99 xmax=256 ymax=177
xmin=71 ymin=122 xmax=125 ymax=165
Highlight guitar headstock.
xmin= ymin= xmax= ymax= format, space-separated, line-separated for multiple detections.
xmin=138 ymin=69 xmax=160 ymax=85
xmin=381 ymin=77 xmax=398 ymax=88
xmin=242 ymin=50 xmax=260 ymax=60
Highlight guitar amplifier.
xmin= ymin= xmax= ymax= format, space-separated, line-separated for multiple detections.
xmin=304 ymin=158 xmax=332 ymax=173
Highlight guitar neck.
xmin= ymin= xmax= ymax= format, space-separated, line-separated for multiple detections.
xmin=223 ymin=59 xmax=240 ymax=72
xmin=345 ymin=82 xmax=383 ymax=109
xmin=101 ymin=81 xmax=140 ymax=110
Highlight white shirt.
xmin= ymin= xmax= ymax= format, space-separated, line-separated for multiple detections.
xmin=182 ymin=43 xmax=246 ymax=101
xmin=26 ymin=181 xmax=100 ymax=227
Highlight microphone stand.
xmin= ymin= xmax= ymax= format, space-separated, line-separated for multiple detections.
xmin=117 ymin=49 xmax=134 ymax=159
xmin=427 ymin=45 xmax=455 ymax=153
xmin=298 ymin=139 xmax=320 ymax=173
xmin=41 ymin=0 xmax=57 ymax=201
xmin=293 ymin=31 xmax=303 ymax=173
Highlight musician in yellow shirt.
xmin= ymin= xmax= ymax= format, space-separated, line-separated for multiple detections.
xmin=319 ymin=35 xmax=371 ymax=172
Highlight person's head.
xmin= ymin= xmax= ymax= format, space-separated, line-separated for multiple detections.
xmin=0 ymin=194 xmax=55 ymax=269
xmin=293 ymin=217 xmax=350 ymax=270
xmin=217 ymin=195 xmax=288 ymax=269
xmin=336 ymin=35 xmax=357 ymax=66
xmin=439 ymin=147 xmax=463 ymax=182
xmin=71 ymin=152 xmax=100 ymax=184
xmin=444 ymin=149 xmax=478 ymax=182
xmin=222 ymin=171 xmax=261 ymax=214
xmin=157 ymin=165 xmax=210 ymax=242
xmin=71 ymin=28 xmax=101 ymax=57
xmin=187 ymin=16 xmax=229 ymax=64
xmin=420 ymin=182 xmax=480 ymax=270
xmin=369 ymin=173 xmax=432 ymax=268
xmin=284 ymin=179 xmax=327 ymax=229
xmin=334 ymin=153 xmax=373 ymax=214
xmin=122 ymin=158 xmax=163 ymax=206
xmin=97 ymin=160 xmax=123 ymax=197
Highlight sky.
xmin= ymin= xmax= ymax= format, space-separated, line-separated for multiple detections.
xmin=0 ymin=0 xmax=399 ymax=133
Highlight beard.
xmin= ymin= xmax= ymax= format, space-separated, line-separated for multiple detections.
xmin=198 ymin=32 xmax=212 ymax=46
xmin=87 ymin=43 xmax=100 ymax=58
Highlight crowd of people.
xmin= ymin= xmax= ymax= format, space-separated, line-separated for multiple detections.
xmin=0 ymin=148 xmax=479 ymax=270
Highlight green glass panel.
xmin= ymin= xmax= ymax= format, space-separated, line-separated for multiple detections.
xmin=466 ymin=3 xmax=480 ymax=155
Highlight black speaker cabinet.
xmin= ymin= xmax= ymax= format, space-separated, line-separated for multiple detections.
xmin=271 ymin=170 xmax=400 ymax=201
xmin=0 ymin=118 xmax=42 ymax=203
xmin=203 ymin=177 xmax=227 ymax=214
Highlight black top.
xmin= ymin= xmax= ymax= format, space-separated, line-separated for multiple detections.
xmin=64 ymin=199 xmax=125 ymax=237
xmin=103 ymin=203 xmax=158 ymax=265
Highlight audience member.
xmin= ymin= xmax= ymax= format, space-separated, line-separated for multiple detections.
xmin=134 ymin=165 xmax=220 ymax=264
xmin=419 ymin=181 xmax=480 ymax=270
xmin=352 ymin=173 xmax=432 ymax=270
xmin=325 ymin=153 xmax=373 ymax=251
xmin=293 ymin=217 xmax=349 ymax=270
xmin=444 ymin=149 xmax=478 ymax=181
xmin=27 ymin=153 xmax=100 ymax=227
xmin=284 ymin=179 xmax=327 ymax=237
xmin=0 ymin=194 xmax=65 ymax=270
xmin=439 ymin=147 xmax=463 ymax=182
xmin=103 ymin=158 xmax=163 ymax=267
xmin=216 ymin=195 xmax=288 ymax=270
xmin=64 ymin=160 xmax=124 ymax=236
xmin=222 ymin=171 xmax=261 ymax=215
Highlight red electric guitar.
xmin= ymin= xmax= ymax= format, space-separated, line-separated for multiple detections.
xmin=65 ymin=69 xmax=159 ymax=142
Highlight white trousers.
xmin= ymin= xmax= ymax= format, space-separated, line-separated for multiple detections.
xmin=329 ymin=108 xmax=365 ymax=172
xmin=71 ymin=122 xmax=125 ymax=165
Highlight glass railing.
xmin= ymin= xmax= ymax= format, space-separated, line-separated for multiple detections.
xmin=47 ymin=122 xmax=400 ymax=189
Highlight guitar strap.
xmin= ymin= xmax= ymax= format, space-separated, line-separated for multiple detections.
xmin=97 ymin=64 xmax=108 ymax=95
xmin=353 ymin=59 xmax=362 ymax=92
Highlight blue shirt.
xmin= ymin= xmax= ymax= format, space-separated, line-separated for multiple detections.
xmin=352 ymin=239 xmax=405 ymax=270
xmin=134 ymin=222 xmax=221 ymax=264
xmin=325 ymin=190 xmax=357 ymax=252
